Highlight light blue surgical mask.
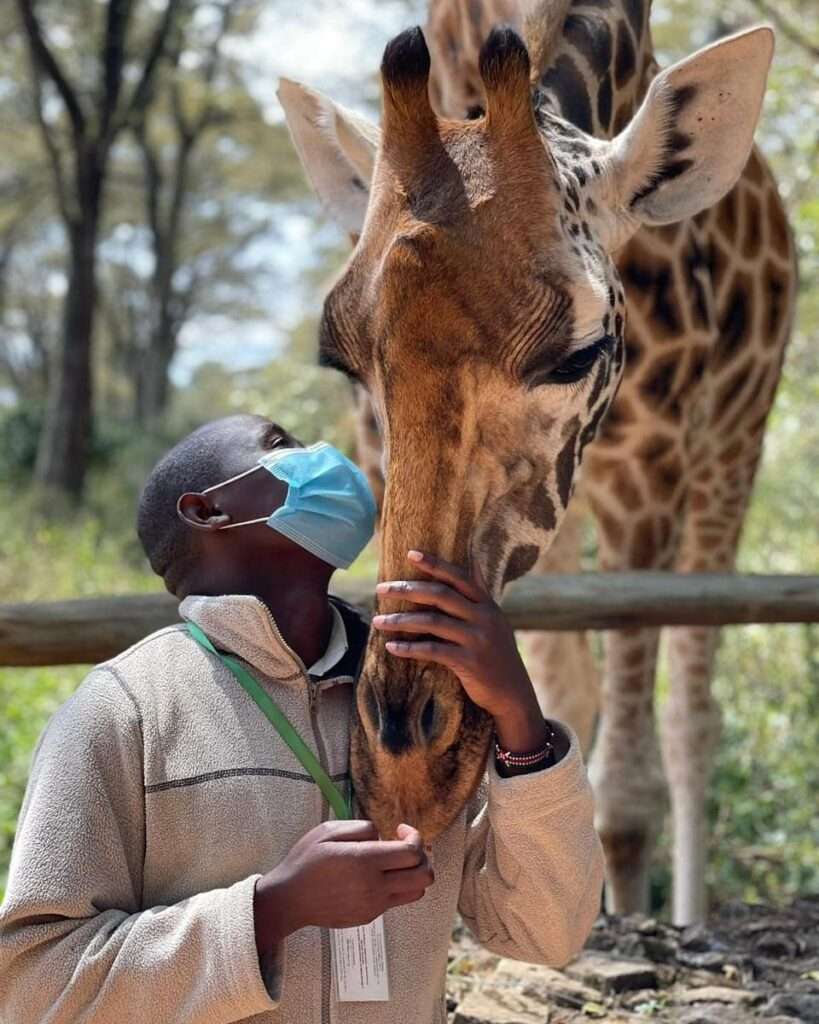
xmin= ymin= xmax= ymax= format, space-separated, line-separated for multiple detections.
xmin=202 ymin=442 xmax=377 ymax=569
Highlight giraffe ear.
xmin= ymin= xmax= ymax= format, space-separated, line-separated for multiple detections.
xmin=607 ymin=26 xmax=774 ymax=229
xmin=277 ymin=79 xmax=380 ymax=239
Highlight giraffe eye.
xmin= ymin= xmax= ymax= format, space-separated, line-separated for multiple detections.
xmin=525 ymin=336 xmax=613 ymax=388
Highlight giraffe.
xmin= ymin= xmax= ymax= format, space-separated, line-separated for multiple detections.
xmin=416 ymin=0 xmax=798 ymax=925
xmin=278 ymin=1 xmax=795 ymax=927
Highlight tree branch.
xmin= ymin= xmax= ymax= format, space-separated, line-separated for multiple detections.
xmin=202 ymin=0 xmax=234 ymax=88
xmin=100 ymin=0 xmax=134 ymax=136
xmin=30 ymin=66 xmax=74 ymax=226
xmin=15 ymin=0 xmax=86 ymax=137
xmin=0 ymin=225 xmax=17 ymax=318
xmin=121 ymin=0 xmax=185 ymax=125
xmin=170 ymin=76 xmax=194 ymax=143
xmin=191 ymin=0 xmax=235 ymax=134
xmin=134 ymin=123 xmax=164 ymax=241
xmin=746 ymin=0 xmax=819 ymax=59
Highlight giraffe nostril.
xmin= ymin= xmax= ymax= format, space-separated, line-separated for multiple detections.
xmin=420 ymin=695 xmax=437 ymax=742
xmin=365 ymin=684 xmax=381 ymax=733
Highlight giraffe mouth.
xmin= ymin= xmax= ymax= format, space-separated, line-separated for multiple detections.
xmin=351 ymin=670 xmax=493 ymax=842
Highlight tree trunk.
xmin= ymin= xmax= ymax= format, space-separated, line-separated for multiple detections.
xmin=136 ymin=328 xmax=175 ymax=423
xmin=34 ymin=164 xmax=102 ymax=497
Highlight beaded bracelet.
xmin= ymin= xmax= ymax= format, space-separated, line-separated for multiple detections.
xmin=494 ymin=720 xmax=556 ymax=768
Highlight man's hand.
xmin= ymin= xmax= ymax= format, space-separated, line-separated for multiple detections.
xmin=372 ymin=550 xmax=550 ymax=754
xmin=254 ymin=820 xmax=433 ymax=955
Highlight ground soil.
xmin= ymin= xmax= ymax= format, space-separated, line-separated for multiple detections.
xmin=446 ymin=897 xmax=819 ymax=1023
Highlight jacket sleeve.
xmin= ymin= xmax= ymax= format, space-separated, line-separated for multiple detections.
xmin=458 ymin=723 xmax=604 ymax=967
xmin=0 ymin=669 xmax=280 ymax=1024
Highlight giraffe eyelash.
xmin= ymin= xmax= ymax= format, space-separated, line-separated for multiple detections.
xmin=524 ymin=335 xmax=614 ymax=389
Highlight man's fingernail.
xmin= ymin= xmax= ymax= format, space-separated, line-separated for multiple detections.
xmin=408 ymin=550 xmax=424 ymax=562
xmin=376 ymin=582 xmax=389 ymax=593
xmin=372 ymin=615 xmax=386 ymax=625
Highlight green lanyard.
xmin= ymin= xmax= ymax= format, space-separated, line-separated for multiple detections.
xmin=186 ymin=621 xmax=352 ymax=821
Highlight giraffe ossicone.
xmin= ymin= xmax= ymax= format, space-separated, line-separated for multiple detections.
xmin=278 ymin=22 xmax=775 ymax=846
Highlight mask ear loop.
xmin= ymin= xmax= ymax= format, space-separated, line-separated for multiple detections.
xmin=200 ymin=463 xmax=264 ymax=494
xmin=176 ymin=463 xmax=272 ymax=530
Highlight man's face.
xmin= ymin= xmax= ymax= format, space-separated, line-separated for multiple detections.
xmin=187 ymin=420 xmax=305 ymax=532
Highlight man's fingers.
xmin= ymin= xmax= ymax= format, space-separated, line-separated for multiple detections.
xmin=372 ymin=611 xmax=473 ymax=645
xmin=406 ymin=550 xmax=485 ymax=601
xmin=384 ymin=639 xmax=464 ymax=670
xmin=395 ymin=823 xmax=421 ymax=846
xmin=375 ymin=580 xmax=478 ymax=621
xmin=319 ymin=819 xmax=379 ymax=843
xmin=345 ymin=839 xmax=426 ymax=871
xmin=384 ymin=863 xmax=435 ymax=895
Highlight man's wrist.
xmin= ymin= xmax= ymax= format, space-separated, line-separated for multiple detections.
xmin=254 ymin=873 xmax=298 ymax=956
xmin=492 ymin=699 xmax=549 ymax=753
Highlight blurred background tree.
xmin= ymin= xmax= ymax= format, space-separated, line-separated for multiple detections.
xmin=0 ymin=0 xmax=817 ymax=907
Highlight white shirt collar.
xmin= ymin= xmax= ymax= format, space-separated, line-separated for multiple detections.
xmin=307 ymin=602 xmax=349 ymax=677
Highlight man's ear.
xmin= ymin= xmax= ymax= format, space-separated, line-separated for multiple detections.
xmin=177 ymin=493 xmax=231 ymax=531
xmin=606 ymin=26 xmax=774 ymax=230
xmin=277 ymin=78 xmax=381 ymax=240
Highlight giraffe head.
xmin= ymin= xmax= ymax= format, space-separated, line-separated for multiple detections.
xmin=279 ymin=24 xmax=773 ymax=840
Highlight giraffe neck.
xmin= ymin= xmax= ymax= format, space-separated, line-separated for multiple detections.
xmin=536 ymin=0 xmax=656 ymax=140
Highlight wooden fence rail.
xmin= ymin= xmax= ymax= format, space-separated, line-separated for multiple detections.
xmin=2 ymin=573 xmax=819 ymax=667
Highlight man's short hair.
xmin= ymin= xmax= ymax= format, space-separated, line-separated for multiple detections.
xmin=136 ymin=414 xmax=272 ymax=593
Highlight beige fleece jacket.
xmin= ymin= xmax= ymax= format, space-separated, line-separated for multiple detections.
xmin=0 ymin=593 xmax=604 ymax=1024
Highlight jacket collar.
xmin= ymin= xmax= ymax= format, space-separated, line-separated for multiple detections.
xmin=178 ymin=592 xmax=369 ymax=687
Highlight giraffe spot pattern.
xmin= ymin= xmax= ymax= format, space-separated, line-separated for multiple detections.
xmin=714 ymin=274 xmax=752 ymax=370
xmin=502 ymin=544 xmax=540 ymax=585
xmin=556 ymin=420 xmax=580 ymax=507
xmin=541 ymin=55 xmax=594 ymax=134
xmin=622 ymin=0 xmax=645 ymax=38
xmin=614 ymin=22 xmax=636 ymax=90
xmin=597 ymin=73 xmax=613 ymax=131
xmin=526 ymin=481 xmax=557 ymax=530
xmin=712 ymin=358 xmax=753 ymax=425
xmin=639 ymin=350 xmax=682 ymax=418
xmin=683 ymin=237 xmax=712 ymax=329
xmin=716 ymin=186 xmax=739 ymax=245
xmin=763 ymin=259 xmax=789 ymax=342
xmin=564 ymin=13 xmax=613 ymax=80
xmin=742 ymin=188 xmax=763 ymax=260
xmin=767 ymin=187 xmax=792 ymax=258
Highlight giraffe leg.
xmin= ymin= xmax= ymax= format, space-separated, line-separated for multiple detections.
xmin=662 ymin=443 xmax=766 ymax=925
xmin=589 ymin=624 xmax=666 ymax=913
xmin=584 ymin=461 xmax=683 ymax=914
xmin=662 ymin=621 xmax=721 ymax=925
xmin=521 ymin=496 xmax=601 ymax=753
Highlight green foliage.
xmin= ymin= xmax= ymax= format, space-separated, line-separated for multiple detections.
xmin=0 ymin=485 xmax=158 ymax=898
xmin=0 ymin=665 xmax=86 ymax=899
xmin=0 ymin=402 xmax=43 ymax=479
xmin=706 ymin=624 xmax=819 ymax=902
xmin=172 ymin=354 xmax=357 ymax=451
xmin=646 ymin=623 xmax=819 ymax=911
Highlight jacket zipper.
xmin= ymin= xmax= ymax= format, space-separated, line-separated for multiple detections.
xmin=259 ymin=601 xmax=336 ymax=1024
xmin=262 ymin=610 xmax=310 ymax=679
